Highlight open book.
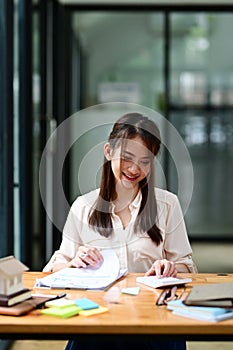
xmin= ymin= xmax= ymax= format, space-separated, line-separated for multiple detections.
xmin=136 ymin=275 xmax=192 ymax=289
xmin=35 ymin=249 xmax=127 ymax=290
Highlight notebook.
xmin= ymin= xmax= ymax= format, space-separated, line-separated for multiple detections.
xmin=136 ymin=276 xmax=192 ymax=289
xmin=0 ymin=288 xmax=32 ymax=307
xmin=0 ymin=295 xmax=59 ymax=316
xmin=184 ymin=282 xmax=233 ymax=308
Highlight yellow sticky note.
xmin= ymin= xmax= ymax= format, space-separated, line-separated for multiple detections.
xmin=79 ymin=306 xmax=108 ymax=317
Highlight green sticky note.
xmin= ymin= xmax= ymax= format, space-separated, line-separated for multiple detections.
xmin=41 ymin=305 xmax=81 ymax=318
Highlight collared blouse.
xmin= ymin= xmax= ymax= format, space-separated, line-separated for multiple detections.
xmin=43 ymin=187 xmax=197 ymax=273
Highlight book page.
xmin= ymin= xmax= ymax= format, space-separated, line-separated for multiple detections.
xmin=35 ymin=249 xmax=126 ymax=290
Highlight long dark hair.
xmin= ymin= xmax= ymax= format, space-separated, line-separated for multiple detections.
xmin=88 ymin=112 xmax=163 ymax=245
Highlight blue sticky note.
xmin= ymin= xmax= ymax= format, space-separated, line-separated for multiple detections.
xmin=74 ymin=298 xmax=99 ymax=310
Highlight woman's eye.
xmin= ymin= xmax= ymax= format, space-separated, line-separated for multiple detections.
xmin=140 ymin=160 xmax=150 ymax=166
xmin=122 ymin=156 xmax=132 ymax=161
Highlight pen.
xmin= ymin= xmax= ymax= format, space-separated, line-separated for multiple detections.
xmin=80 ymin=253 xmax=89 ymax=259
xmin=156 ymin=289 xmax=168 ymax=306
xmin=155 ymin=286 xmax=178 ymax=306
xmin=52 ymin=292 xmax=67 ymax=300
xmin=178 ymin=287 xmax=186 ymax=300
xmin=166 ymin=286 xmax=178 ymax=302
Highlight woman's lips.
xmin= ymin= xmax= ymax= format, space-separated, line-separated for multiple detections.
xmin=122 ymin=172 xmax=139 ymax=182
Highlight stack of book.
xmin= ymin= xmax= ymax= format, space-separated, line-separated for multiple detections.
xmin=167 ymin=299 xmax=233 ymax=322
xmin=0 ymin=288 xmax=32 ymax=307
xmin=167 ymin=282 xmax=233 ymax=322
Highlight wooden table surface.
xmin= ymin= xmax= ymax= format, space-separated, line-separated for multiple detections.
xmin=0 ymin=272 xmax=233 ymax=340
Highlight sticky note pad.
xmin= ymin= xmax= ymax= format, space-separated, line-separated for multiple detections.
xmin=121 ymin=287 xmax=140 ymax=295
xmin=41 ymin=305 xmax=81 ymax=318
xmin=45 ymin=299 xmax=76 ymax=308
xmin=79 ymin=306 xmax=108 ymax=317
xmin=74 ymin=298 xmax=99 ymax=310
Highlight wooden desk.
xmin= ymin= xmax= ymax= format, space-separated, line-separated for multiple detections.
xmin=0 ymin=272 xmax=233 ymax=341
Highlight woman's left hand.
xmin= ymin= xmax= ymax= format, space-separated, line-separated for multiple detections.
xmin=145 ymin=259 xmax=177 ymax=278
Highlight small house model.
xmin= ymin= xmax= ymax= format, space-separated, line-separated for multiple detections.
xmin=0 ymin=256 xmax=29 ymax=295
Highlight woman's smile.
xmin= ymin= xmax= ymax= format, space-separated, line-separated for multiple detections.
xmin=122 ymin=171 xmax=140 ymax=182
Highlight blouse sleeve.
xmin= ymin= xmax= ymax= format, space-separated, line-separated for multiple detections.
xmin=163 ymin=194 xmax=198 ymax=273
xmin=42 ymin=199 xmax=84 ymax=272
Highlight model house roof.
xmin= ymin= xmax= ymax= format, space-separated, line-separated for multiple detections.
xmin=0 ymin=256 xmax=29 ymax=277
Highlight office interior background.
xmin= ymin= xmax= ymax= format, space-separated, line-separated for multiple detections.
xmin=0 ymin=0 xmax=233 ymax=272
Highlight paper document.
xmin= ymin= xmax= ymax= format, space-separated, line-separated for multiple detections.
xmin=35 ymin=249 xmax=127 ymax=290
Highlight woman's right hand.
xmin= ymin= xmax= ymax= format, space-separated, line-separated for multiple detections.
xmin=70 ymin=246 xmax=103 ymax=268
xmin=145 ymin=259 xmax=177 ymax=278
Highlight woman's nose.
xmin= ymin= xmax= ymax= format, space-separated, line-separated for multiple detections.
xmin=128 ymin=162 xmax=140 ymax=173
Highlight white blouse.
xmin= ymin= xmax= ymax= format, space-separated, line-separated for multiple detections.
xmin=43 ymin=187 xmax=197 ymax=273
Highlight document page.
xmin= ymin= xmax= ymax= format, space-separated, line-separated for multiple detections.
xmin=35 ymin=249 xmax=127 ymax=290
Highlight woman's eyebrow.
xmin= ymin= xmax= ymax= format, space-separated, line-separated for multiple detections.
xmin=123 ymin=150 xmax=150 ymax=159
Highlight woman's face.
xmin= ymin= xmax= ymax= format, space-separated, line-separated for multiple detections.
xmin=104 ymin=136 xmax=153 ymax=190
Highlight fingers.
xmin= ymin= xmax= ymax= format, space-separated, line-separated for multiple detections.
xmin=81 ymin=247 xmax=103 ymax=267
xmin=161 ymin=260 xmax=177 ymax=277
xmin=145 ymin=259 xmax=177 ymax=278
xmin=70 ymin=247 xmax=103 ymax=268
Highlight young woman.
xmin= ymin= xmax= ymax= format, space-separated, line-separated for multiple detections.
xmin=44 ymin=112 xmax=197 ymax=350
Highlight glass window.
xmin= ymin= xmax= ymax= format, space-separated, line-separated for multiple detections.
xmin=0 ymin=0 xmax=14 ymax=258
xmin=72 ymin=12 xmax=164 ymax=110
xmin=169 ymin=13 xmax=233 ymax=239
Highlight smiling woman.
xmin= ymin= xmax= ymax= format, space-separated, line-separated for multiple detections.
xmin=43 ymin=112 xmax=197 ymax=350
xmin=44 ymin=113 xmax=197 ymax=275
